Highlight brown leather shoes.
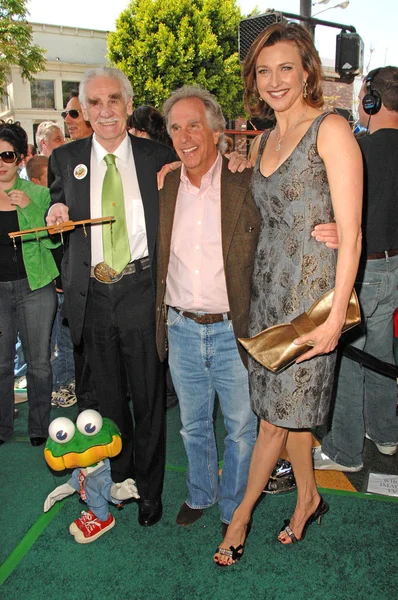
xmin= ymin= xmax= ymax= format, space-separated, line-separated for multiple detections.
xmin=176 ymin=502 xmax=203 ymax=526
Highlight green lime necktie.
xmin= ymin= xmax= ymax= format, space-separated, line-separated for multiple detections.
xmin=102 ymin=153 xmax=131 ymax=274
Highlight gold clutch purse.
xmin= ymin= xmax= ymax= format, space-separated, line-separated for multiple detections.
xmin=238 ymin=288 xmax=360 ymax=374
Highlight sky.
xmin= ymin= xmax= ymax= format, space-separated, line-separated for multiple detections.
xmin=26 ymin=0 xmax=397 ymax=71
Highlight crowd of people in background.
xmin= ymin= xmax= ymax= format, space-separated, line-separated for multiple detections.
xmin=0 ymin=21 xmax=397 ymax=555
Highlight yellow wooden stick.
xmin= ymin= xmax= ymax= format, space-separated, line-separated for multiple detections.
xmin=8 ymin=216 xmax=115 ymax=238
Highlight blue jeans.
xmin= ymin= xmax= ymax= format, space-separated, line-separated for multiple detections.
xmin=0 ymin=278 xmax=56 ymax=441
xmin=167 ymin=307 xmax=257 ymax=523
xmin=322 ymin=254 xmax=398 ymax=467
xmin=51 ymin=292 xmax=75 ymax=389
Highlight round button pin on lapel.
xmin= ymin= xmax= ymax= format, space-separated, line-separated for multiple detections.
xmin=74 ymin=164 xmax=88 ymax=180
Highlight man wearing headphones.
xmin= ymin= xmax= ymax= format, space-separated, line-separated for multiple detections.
xmin=314 ymin=66 xmax=398 ymax=472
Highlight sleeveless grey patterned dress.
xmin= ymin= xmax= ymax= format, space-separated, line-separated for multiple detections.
xmin=249 ymin=113 xmax=337 ymax=428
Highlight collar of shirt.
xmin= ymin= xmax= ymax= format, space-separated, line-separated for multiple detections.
xmin=180 ymin=151 xmax=222 ymax=192
xmin=92 ymin=133 xmax=131 ymax=167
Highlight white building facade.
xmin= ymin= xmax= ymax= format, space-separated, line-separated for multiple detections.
xmin=0 ymin=23 xmax=108 ymax=144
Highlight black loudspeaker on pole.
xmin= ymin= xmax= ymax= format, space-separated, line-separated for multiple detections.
xmin=238 ymin=12 xmax=284 ymax=62
xmin=335 ymin=32 xmax=364 ymax=82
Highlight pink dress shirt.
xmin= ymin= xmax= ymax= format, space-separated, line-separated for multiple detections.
xmin=165 ymin=153 xmax=230 ymax=313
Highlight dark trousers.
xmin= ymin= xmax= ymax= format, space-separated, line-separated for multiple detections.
xmin=73 ymin=340 xmax=98 ymax=412
xmin=82 ymin=268 xmax=166 ymax=500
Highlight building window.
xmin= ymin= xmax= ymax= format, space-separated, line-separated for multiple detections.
xmin=0 ymin=90 xmax=10 ymax=112
xmin=31 ymin=80 xmax=55 ymax=109
xmin=62 ymin=81 xmax=80 ymax=108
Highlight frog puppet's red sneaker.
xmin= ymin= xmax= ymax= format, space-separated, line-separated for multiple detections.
xmin=70 ymin=510 xmax=115 ymax=543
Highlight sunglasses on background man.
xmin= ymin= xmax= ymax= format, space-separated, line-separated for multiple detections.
xmin=61 ymin=109 xmax=81 ymax=120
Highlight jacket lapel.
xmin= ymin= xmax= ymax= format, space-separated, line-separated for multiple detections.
xmin=159 ymin=168 xmax=180 ymax=263
xmin=130 ymin=134 xmax=161 ymax=266
xmin=221 ymin=156 xmax=246 ymax=263
xmin=69 ymin=136 xmax=92 ymax=222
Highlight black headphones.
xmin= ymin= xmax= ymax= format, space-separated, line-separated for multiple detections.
xmin=362 ymin=68 xmax=382 ymax=115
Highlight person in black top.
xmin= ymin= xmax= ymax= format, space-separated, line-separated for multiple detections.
xmin=314 ymin=66 xmax=398 ymax=471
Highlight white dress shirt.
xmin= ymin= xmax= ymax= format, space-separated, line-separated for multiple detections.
xmin=90 ymin=133 xmax=148 ymax=266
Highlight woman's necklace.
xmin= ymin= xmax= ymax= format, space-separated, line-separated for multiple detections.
xmin=275 ymin=108 xmax=308 ymax=152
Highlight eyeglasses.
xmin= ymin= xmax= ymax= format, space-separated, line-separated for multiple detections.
xmin=61 ymin=109 xmax=81 ymax=120
xmin=0 ymin=151 xmax=19 ymax=163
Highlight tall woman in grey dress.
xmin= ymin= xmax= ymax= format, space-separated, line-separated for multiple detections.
xmin=214 ymin=23 xmax=363 ymax=565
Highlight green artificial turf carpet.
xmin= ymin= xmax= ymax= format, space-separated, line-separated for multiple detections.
xmin=1 ymin=402 xmax=397 ymax=600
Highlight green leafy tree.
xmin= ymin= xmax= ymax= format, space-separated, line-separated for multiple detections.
xmin=108 ymin=0 xmax=244 ymax=118
xmin=0 ymin=0 xmax=46 ymax=96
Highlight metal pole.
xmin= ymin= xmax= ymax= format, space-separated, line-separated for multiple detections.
xmin=300 ymin=0 xmax=315 ymax=37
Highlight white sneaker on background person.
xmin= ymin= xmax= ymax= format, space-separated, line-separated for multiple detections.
xmin=14 ymin=376 xmax=27 ymax=390
xmin=365 ymin=433 xmax=397 ymax=456
xmin=312 ymin=446 xmax=363 ymax=472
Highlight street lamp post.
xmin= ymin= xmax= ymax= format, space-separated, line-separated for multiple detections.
xmin=312 ymin=1 xmax=350 ymax=17
xmin=301 ymin=0 xmax=315 ymax=37
xmin=301 ymin=1 xmax=350 ymax=37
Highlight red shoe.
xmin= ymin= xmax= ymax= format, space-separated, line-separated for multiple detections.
xmin=69 ymin=510 xmax=96 ymax=535
xmin=69 ymin=510 xmax=115 ymax=543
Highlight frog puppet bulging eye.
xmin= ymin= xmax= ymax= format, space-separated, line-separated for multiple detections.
xmin=48 ymin=417 xmax=76 ymax=444
xmin=76 ymin=409 xmax=103 ymax=436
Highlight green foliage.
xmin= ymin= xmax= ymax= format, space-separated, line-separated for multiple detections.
xmin=246 ymin=5 xmax=261 ymax=17
xmin=0 ymin=0 xmax=46 ymax=96
xmin=108 ymin=0 xmax=244 ymax=118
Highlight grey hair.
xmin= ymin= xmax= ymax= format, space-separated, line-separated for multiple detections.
xmin=35 ymin=121 xmax=63 ymax=153
xmin=162 ymin=85 xmax=227 ymax=154
xmin=79 ymin=66 xmax=134 ymax=107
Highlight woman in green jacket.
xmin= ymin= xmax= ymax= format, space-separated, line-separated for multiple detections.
xmin=0 ymin=120 xmax=59 ymax=446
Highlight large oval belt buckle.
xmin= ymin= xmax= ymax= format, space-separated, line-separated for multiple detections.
xmin=93 ymin=262 xmax=123 ymax=284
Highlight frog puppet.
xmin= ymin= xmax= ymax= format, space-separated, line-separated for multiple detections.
xmin=43 ymin=410 xmax=139 ymax=543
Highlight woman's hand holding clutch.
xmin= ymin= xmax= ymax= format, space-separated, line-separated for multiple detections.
xmin=294 ymin=315 xmax=345 ymax=363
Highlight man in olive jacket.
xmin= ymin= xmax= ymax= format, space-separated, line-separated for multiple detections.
xmin=156 ymin=86 xmax=260 ymax=531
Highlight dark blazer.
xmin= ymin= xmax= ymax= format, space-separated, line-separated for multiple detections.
xmin=156 ymin=156 xmax=261 ymax=367
xmin=48 ymin=133 xmax=176 ymax=345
